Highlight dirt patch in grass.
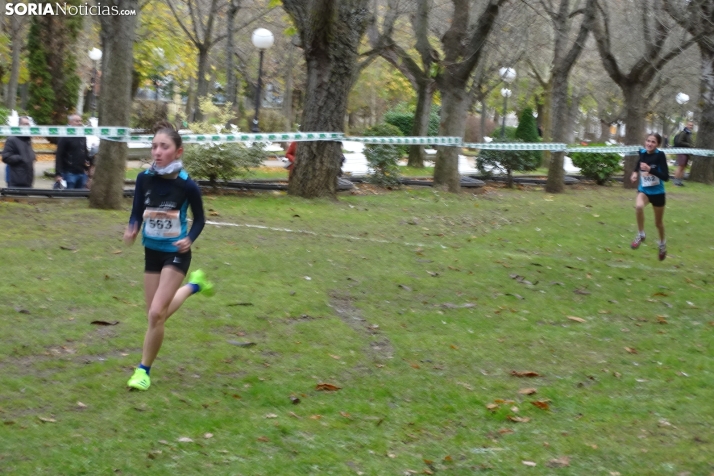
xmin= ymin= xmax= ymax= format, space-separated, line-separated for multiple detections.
xmin=329 ymin=291 xmax=394 ymax=365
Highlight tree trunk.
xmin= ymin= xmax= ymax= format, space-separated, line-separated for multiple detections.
xmin=566 ymin=95 xmax=580 ymax=144
xmin=407 ymin=78 xmax=435 ymax=167
xmin=185 ymin=76 xmax=196 ymax=120
xmin=690 ymin=43 xmax=714 ymax=184
xmin=283 ymin=0 xmax=371 ymax=199
xmin=480 ymin=101 xmax=487 ymax=142
xmin=193 ymin=46 xmax=210 ymax=121
xmin=5 ymin=15 xmax=23 ymax=109
xmin=433 ymin=86 xmax=467 ymax=192
xmin=621 ymin=82 xmax=647 ymax=189
xmin=90 ymin=0 xmax=137 ymax=210
xmin=225 ymin=2 xmax=239 ymax=107
xmin=283 ymin=42 xmax=295 ymax=131
xmin=540 ymin=81 xmax=553 ymax=167
xmin=546 ymin=73 xmax=568 ymax=193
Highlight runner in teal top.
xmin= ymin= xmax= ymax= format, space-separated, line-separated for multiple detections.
xmin=629 ymin=132 xmax=669 ymax=261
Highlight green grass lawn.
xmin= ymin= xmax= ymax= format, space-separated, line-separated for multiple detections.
xmin=1 ymin=183 xmax=713 ymax=475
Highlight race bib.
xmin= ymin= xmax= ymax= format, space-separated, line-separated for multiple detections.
xmin=143 ymin=208 xmax=180 ymax=238
xmin=640 ymin=173 xmax=660 ymax=187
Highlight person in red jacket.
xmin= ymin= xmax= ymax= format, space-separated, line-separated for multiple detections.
xmin=285 ymin=141 xmax=297 ymax=179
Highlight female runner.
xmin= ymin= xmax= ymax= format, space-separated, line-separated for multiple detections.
xmin=630 ymin=132 xmax=669 ymax=261
xmin=123 ymin=122 xmax=214 ymax=390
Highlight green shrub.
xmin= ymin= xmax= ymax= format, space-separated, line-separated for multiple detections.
xmin=0 ymin=107 xmax=10 ymax=125
xmin=515 ymin=108 xmax=542 ymax=164
xmin=569 ymin=142 xmax=622 ymax=185
xmin=383 ymin=105 xmax=439 ymax=137
xmin=363 ymin=123 xmax=403 ymax=187
xmin=242 ymin=108 xmax=286 ymax=132
xmin=182 ymin=100 xmax=264 ymax=188
xmin=131 ymin=100 xmax=169 ymax=130
xmin=476 ymin=138 xmax=540 ymax=188
xmin=491 ymin=125 xmax=518 ymax=140
xmin=182 ymin=142 xmax=264 ymax=188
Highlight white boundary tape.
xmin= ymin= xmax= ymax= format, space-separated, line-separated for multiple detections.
xmin=205 ymin=220 xmax=447 ymax=249
xmin=1 ymin=126 xmax=712 ymax=156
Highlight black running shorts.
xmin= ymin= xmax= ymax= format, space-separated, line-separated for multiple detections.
xmin=144 ymin=247 xmax=192 ymax=275
xmin=644 ymin=193 xmax=666 ymax=208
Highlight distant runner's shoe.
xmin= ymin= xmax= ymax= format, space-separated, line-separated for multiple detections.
xmin=189 ymin=269 xmax=214 ymax=297
xmin=659 ymin=243 xmax=667 ymax=261
xmin=631 ymin=234 xmax=645 ymax=249
xmin=127 ymin=368 xmax=151 ymax=391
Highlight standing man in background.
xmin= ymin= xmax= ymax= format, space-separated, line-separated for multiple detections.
xmin=672 ymin=121 xmax=694 ymax=187
xmin=55 ymin=114 xmax=93 ymax=189
xmin=2 ymin=116 xmax=36 ymax=188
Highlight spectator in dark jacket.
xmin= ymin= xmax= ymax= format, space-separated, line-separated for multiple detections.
xmin=55 ymin=114 xmax=93 ymax=189
xmin=673 ymin=121 xmax=694 ymax=186
xmin=2 ymin=116 xmax=36 ymax=188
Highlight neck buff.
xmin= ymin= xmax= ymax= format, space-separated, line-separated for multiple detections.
xmin=150 ymin=160 xmax=183 ymax=176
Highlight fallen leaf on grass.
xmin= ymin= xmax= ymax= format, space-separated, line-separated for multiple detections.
xmin=511 ymin=370 xmax=540 ymax=378
xmin=657 ymin=316 xmax=668 ymax=324
xmin=547 ymin=456 xmax=570 ymax=468
xmin=288 ymin=411 xmax=300 ymax=418
xmin=522 ymin=460 xmax=537 ymax=466
xmin=574 ymin=289 xmax=591 ymax=295
xmin=227 ymin=302 xmax=254 ymax=306
xmin=90 ymin=320 xmax=119 ymax=326
xmin=531 ymin=400 xmax=551 ymax=411
xmin=519 ymin=388 xmax=537 ymax=395
xmin=177 ymin=437 xmax=193 ymax=443
xmin=625 ymin=347 xmax=637 ymax=354
xmin=59 ymin=246 xmax=77 ymax=251
xmin=398 ymin=284 xmax=412 ymax=292
xmin=111 ymin=249 xmax=123 ymax=254
xmin=505 ymin=293 xmax=524 ymax=300
xmin=309 ymin=415 xmax=322 ymax=420
xmin=257 ymin=436 xmax=269 ymax=442
xmin=442 ymin=302 xmax=476 ymax=309
xmin=508 ymin=416 xmax=530 ymax=423
xmin=567 ymin=316 xmax=586 ymax=323
xmin=38 ymin=417 xmax=56 ymax=423
xmin=265 ymin=413 xmax=278 ymax=419
xmin=15 ymin=307 xmax=30 ymax=314
xmin=76 ymin=402 xmax=87 ymax=409
xmin=316 ymin=383 xmax=341 ymax=391
xmin=204 ymin=433 xmax=213 ymax=439
xmin=289 ymin=396 xmax=301 ymax=404
xmin=227 ymin=340 xmax=256 ymax=347
xmin=498 ymin=428 xmax=514 ymax=434
xmin=486 ymin=403 xmax=499 ymax=412
xmin=340 ymin=412 xmax=352 ymax=419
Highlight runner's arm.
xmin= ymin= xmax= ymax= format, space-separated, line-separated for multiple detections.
xmin=128 ymin=173 xmax=146 ymax=229
xmin=186 ymin=180 xmax=205 ymax=242
xmin=649 ymin=152 xmax=669 ymax=181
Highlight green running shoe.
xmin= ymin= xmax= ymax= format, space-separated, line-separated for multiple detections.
xmin=189 ymin=269 xmax=214 ymax=297
xmin=127 ymin=368 xmax=151 ymax=391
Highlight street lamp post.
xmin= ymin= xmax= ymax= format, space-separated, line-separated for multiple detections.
xmin=251 ymin=28 xmax=275 ymax=133
xmin=498 ymin=67 xmax=516 ymax=139
xmin=675 ymin=92 xmax=689 ymax=131
xmin=88 ymin=48 xmax=103 ymax=118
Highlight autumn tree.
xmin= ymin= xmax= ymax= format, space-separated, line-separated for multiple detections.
xmin=282 ymin=0 xmax=372 ymax=198
xmin=592 ymin=0 xmax=698 ymax=188
xmin=26 ymin=3 xmax=82 ymax=124
xmin=89 ymin=0 xmax=139 ymax=209
xmin=429 ymin=0 xmax=508 ymax=192
xmin=666 ymin=0 xmax=714 ymax=184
